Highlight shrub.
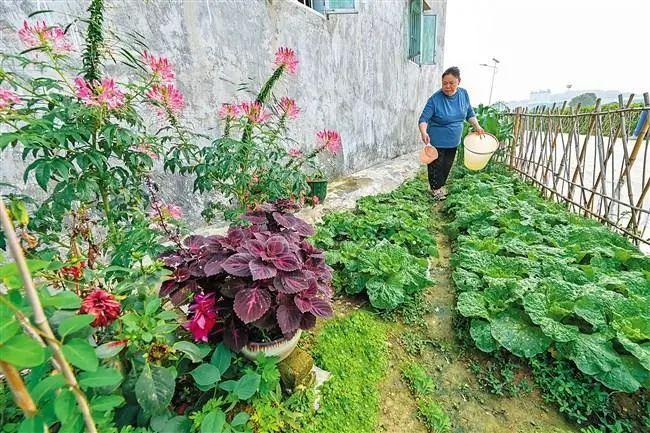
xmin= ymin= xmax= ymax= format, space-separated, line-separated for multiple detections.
xmin=160 ymin=199 xmax=334 ymax=351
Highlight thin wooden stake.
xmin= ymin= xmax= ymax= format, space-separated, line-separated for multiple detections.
xmin=0 ymin=198 xmax=98 ymax=433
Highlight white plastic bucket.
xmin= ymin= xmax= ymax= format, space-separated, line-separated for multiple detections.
xmin=463 ymin=132 xmax=499 ymax=171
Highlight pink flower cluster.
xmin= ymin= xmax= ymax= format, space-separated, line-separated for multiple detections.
xmin=147 ymin=84 xmax=185 ymax=117
xmin=317 ymin=130 xmax=343 ymax=155
xmin=185 ymin=292 xmax=218 ymax=342
xmin=18 ymin=20 xmax=73 ymax=54
xmin=278 ymin=96 xmax=300 ymax=119
xmin=239 ymin=101 xmax=272 ymax=124
xmin=74 ymin=77 xmax=125 ymax=110
xmin=217 ymin=103 xmax=241 ymax=120
xmin=274 ymin=47 xmax=298 ymax=75
xmin=142 ymin=51 xmax=176 ymax=84
xmin=0 ymin=88 xmax=21 ymax=110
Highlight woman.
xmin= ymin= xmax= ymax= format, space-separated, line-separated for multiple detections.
xmin=418 ymin=66 xmax=484 ymax=199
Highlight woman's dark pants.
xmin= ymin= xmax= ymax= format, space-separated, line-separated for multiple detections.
xmin=427 ymin=147 xmax=457 ymax=190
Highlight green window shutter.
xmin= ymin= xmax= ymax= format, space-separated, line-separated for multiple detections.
xmin=314 ymin=0 xmax=355 ymax=12
xmin=421 ymin=14 xmax=437 ymax=64
xmin=312 ymin=0 xmax=326 ymax=13
xmin=408 ymin=0 xmax=422 ymax=61
xmin=329 ymin=0 xmax=355 ymax=9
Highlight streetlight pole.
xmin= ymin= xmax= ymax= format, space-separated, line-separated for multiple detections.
xmin=480 ymin=57 xmax=500 ymax=105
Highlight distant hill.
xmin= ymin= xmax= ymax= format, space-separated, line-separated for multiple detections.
xmin=502 ymin=89 xmax=647 ymax=110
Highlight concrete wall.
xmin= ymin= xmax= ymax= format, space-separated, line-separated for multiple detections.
xmin=0 ymin=0 xmax=446 ymax=223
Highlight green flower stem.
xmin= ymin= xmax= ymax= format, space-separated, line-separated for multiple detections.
xmin=127 ymin=75 xmax=156 ymax=105
xmin=0 ymin=198 xmax=98 ymax=433
xmin=241 ymin=66 xmax=284 ymax=142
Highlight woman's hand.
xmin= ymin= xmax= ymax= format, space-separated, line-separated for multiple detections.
xmin=421 ymin=131 xmax=430 ymax=145
xmin=474 ymin=126 xmax=486 ymax=136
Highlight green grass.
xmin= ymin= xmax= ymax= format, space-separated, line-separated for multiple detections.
xmin=299 ymin=310 xmax=388 ymax=433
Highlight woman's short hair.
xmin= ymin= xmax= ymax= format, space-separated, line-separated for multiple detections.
xmin=442 ymin=67 xmax=461 ymax=80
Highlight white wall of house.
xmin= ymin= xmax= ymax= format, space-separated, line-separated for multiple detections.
xmin=0 ymin=0 xmax=446 ymax=222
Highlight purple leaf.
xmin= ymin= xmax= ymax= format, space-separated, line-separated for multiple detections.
xmin=277 ymin=303 xmax=302 ymax=336
xmin=244 ymin=240 xmax=266 ymax=257
xmin=159 ymin=280 xmax=178 ymax=297
xmin=170 ymin=284 xmax=194 ymax=306
xmin=184 ymin=235 xmax=207 ymax=250
xmin=252 ymin=310 xmax=277 ymax=330
xmin=253 ymin=232 xmax=270 ymax=242
xmin=272 ymin=212 xmax=314 ymax=237
xmin=223 ymin=321 xmax=249 ymax=352
xmin=242 ymin=211 xmax=267 ymax=224
xmin=234 ymin=287 xmax=272 ymax=323
xmin=272 ymin=254 xmax=301 ymax=272
xmin=279 ymin=231 xmax=302 ymax=246
xmin=204 ymin=253 xmax=229 ymax=276
xmin=173 ymin=267 xmax=191 ymax=282
xmin=249 ymin=258 xmax=277 ymax=281
xmin=275 ymin=271 xmax=309 ymax=294
xmin=188 ymin=261 xmax=205 ymax=277
xmin=222 ymin=253 xmax=253 ymax=277
xmin=220 ymin=279 xmax=246 ymax=298
xmin=309 ymin=298 xmax=333 ymax=317
xmin=160 ymin=252 xmax=185 ymax=268
xmin=300 ymin=313 xmax=317 ymax=330
xmin=205 ymin=236 xmax=227 ymax=252
xmin=265 ymin=236 xmax=290 ymax=258
xmin=294 ymin=295 xmax=311 ymax=313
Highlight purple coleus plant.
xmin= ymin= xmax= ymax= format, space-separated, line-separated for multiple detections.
xmin=159 ymin=199 xmax=334 ymax=351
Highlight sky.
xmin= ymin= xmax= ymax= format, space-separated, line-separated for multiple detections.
xmin=444 ymin=0 xmax=650 ymax=105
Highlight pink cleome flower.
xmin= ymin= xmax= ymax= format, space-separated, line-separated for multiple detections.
xmin=274 ymin=47 xmax=298 ymax=75
xmin=142 ymin=50 xmax=176 ymax=84
xmin=316 ymin=129 xmax=343 ymax=155
xmin=288 ymin=148 xmax=303 ymax=158
xmin=0 ymin=88 xmax=21 ymax=110
xmin=217 ymin=103 xmax=241 ymax=120
xmin=80 ymin=289 xmax=121 ymax=327
xmin=312 ymin=195 xmax=320 ymax=205
xmin=18 ymin=20 xmax=73 ymax=54
xmin=278 ymin=96 xmax=300 ymax=119
xmin=74 ymin=77 xmax=125 ymax=110
xmin=239 ymin=101 xmax=272 ymax=124
xmin=185 ymin=292 xmax=218 ymax=342
xmin=147 ymin=84 xmax=185 ymax=117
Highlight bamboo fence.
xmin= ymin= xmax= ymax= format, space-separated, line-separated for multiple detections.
xmin=501 ymin=93 xmax=650 ymax=248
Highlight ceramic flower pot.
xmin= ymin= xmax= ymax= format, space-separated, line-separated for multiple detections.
xmin=307 ymin=179 xmax=328 ymax=203
xmin=240 ymin=330 xmax=302 ymax=362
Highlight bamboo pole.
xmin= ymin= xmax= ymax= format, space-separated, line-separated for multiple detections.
xmin=0 ymin=198 xmax=98 ymax=433
xmin=0 ymin=362 xmax=37 ymax=417
xmin=569 ymin=100 xmax=599 ymax=207
xmin=585 ymin=96 xmax=631 ymax=209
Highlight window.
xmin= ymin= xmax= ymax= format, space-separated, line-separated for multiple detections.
xmin=296 ymin=0 xmax=357 ymax=15
xmin=408 ymin=0 xmax=437 ymax=65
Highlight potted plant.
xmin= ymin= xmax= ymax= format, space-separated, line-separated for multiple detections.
xmin=286 ymin=129 xmax=342 ymax=205
xmin=159 ymin=199 xmax=334 ymax=360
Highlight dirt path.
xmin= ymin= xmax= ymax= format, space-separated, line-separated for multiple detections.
xmin=378 ymin=202 xmax=578 ymax=433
